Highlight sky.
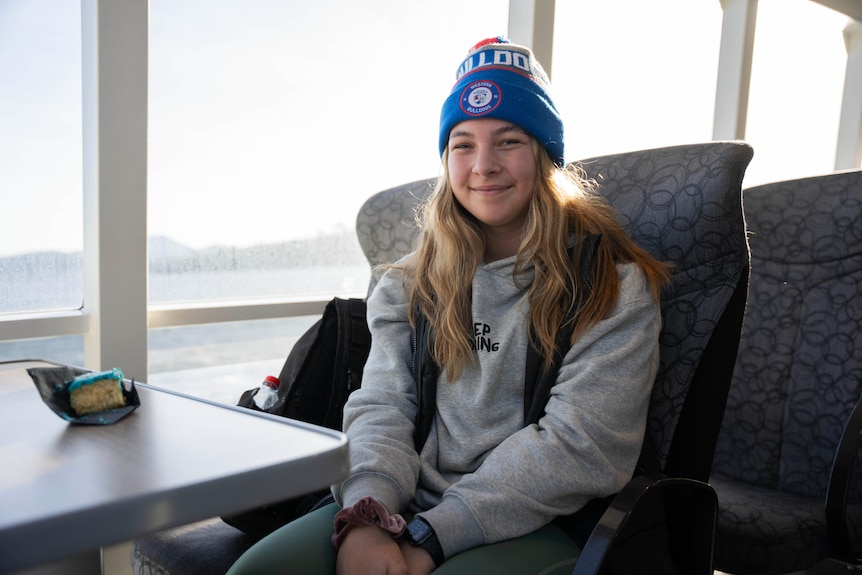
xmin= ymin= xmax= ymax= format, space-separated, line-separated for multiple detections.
xmin=0 ymin=0 xmax=853 ymax=257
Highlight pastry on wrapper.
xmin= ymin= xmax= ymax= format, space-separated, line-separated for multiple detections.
xmin=69 ymin=368 xmax=127 ymax=415
xmin=28 ymin=365 xmax=141 ymax=425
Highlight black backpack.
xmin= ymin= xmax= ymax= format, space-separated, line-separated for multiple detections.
xmin=222 ymin=297 xmax=371 ymax=537
xmin=223 ymin=236 xmax=603 ymax=539
xmin=237 ymin=297 xmax=371 ymax=428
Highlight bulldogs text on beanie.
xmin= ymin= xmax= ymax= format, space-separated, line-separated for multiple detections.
xmin=439 ymin=36 xmax=564 ymax=166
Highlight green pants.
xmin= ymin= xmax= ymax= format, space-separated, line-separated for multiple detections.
xmin=226 ymin=503 xmax=581 ymax=575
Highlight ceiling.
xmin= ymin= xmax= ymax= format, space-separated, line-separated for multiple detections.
xmin=811 ymin=0 xmax=862 ymax=22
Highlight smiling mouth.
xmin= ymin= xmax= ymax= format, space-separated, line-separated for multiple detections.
xmin=471 ymin=185 xmax=510 ymax=193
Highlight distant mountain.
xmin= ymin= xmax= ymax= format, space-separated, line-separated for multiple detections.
xmin=0 ymin=232 xmax=367 ymax=275
xmin=149 ymin=228 xmax=366 ymax=273
xmin=149 ymin=236 xmax=197 ymax=263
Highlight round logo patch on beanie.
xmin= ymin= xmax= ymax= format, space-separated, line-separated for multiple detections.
xmin=460 ymin=80 xmax=501 ymax=116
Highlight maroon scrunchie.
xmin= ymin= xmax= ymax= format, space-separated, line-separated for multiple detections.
xmin=332 ymin=497 xmax=407 ymax=549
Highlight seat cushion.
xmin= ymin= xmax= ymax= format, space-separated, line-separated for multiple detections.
xmin=131 ymin=517 xmax=259 ymax=575
xmin=711 ymin=473 xmax=833 ymax=575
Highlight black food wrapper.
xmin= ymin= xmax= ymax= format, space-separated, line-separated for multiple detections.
xmin=27 ymin=366 xmax=141 ymax=425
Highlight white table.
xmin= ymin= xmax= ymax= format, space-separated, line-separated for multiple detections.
xmin=0 ymin=360 xmax=348 ymax=574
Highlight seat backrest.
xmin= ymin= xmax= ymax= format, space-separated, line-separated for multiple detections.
xmin=355 ymin=142 xmax=755 ymax=483
xmin=355 ymin=178 xmax=436 ymax=296
xmin=712 ymin=169 xmax=862 ymax=501
xmin=578 ymin=142 xmax=754 ymax=481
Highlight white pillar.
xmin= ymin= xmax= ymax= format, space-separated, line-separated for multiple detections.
xmin=81 ymin=0 xmax=149 ymax=380
xmin=508 ymin=0 xmax=556 ymax=79
xmin=713 ymin=0 xmax=758 ymax=141
xmin=836 ymin=19 xmax=862 ymax=170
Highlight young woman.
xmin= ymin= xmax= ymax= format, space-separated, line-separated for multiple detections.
xmin=227 ymin=36 xmax=669 ymax=575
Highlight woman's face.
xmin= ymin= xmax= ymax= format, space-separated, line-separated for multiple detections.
xmin=446 ymin=118 xmax=538 ymax=239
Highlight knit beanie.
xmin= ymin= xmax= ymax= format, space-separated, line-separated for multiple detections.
xmin=439 ymin=36 xmax=565 ymax=166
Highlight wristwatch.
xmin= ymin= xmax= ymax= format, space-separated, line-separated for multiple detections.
xmin=404 ymin=516 xmax=445 ymax=567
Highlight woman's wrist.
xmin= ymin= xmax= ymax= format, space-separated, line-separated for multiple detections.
xmin=402 ymin=516 xmax=445 ymax=567
xmin=331 ymin=496 xmax=406 ymax=549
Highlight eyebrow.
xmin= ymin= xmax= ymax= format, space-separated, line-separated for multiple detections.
xmin=449 ymin=123 xmax=529 ymax=140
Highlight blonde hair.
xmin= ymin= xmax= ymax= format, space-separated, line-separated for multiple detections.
xmin=396 ymin=142 xmax=670 ymax=381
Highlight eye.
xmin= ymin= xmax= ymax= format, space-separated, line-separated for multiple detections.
xmin=500 ymin=137 xmax=526 ymax=148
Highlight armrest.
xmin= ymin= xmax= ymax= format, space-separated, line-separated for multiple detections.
xmin=571 ymin=476 xmax=717 ymax=575
xmin=825 ymin=395 xmax=862 ymax=562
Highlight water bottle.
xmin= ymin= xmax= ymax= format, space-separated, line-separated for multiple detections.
xmin=253 ymin=375 xmax=280 ymax=410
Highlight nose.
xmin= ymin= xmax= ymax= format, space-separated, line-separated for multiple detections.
xmin=472 ymin=145 xmax=500 ymax=176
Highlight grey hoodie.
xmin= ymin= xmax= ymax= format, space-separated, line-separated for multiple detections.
xmin=333 ymin=254 xmax=661 ymax=560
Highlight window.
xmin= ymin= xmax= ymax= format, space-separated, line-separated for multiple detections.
xmin=148 ymin=317 xmax=316 ymax=404
xmin=0 ymin=335 xmax=83 ymax=367
xmin=552 ymin=0 xmax=723 ymax=161
xmin=744 ymin=0 xmax=848 ymax=186
xmin=0 ymin=0 xmax=83 ymax=314
xmin=145 ymin=0 xmax=508 ymax=396
xmin=147 ymin=0 xmax=509 ymax=305
xmin=552 ymin=0 xmax=849 ymax=185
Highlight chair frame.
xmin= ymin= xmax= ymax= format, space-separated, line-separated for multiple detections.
xmin=825 ymin=395 xmax=862 ymax=564
xmin=571 ymin=269 xmax=750 ymax=575
xmin=574 ymin=476 xmax=719 ymax=575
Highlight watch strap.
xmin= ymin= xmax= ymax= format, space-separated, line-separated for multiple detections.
xmin=407 ymin=517 xmax=445 ymax=567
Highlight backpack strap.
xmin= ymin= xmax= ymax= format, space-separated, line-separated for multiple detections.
xmin=523 ymin=234 xmax=601 ymax=425
xmin=335 ymin=298 xmax=373 ymax=397
xmin=411 ymin=234 xmax=602 ymax=450
xmin=412 ymin=308 xmax=439 ymax=451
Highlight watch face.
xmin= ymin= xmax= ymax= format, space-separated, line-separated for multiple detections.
xmin=408 ymin=518 xmax=431 ymax=544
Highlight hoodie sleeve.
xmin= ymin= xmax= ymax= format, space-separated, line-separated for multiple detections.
xmin=419 ymin=263 xmax=662 ymax=558
xmin=331 ymin=267 xmax=421 ymax=514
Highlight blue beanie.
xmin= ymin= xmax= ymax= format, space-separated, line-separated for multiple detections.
xmin=439 ymin=37 xmax=565 ymax=166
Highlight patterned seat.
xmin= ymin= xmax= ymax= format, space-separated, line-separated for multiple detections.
xmin=572 ymin=141 xmax=753 ymax=575
xmin=355 ymin=178 xmax=434 ymax=293
xmin=579 ymin=142 xmax=753 ymax=481
xmin=710 ymin=169 xmax=862 ymax=574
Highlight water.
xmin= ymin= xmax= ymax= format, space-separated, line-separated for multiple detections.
xmin=0 ymin=229 xmax=370 ymax=313
xmin=1 ymin=263 xmax=370 ymax=312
